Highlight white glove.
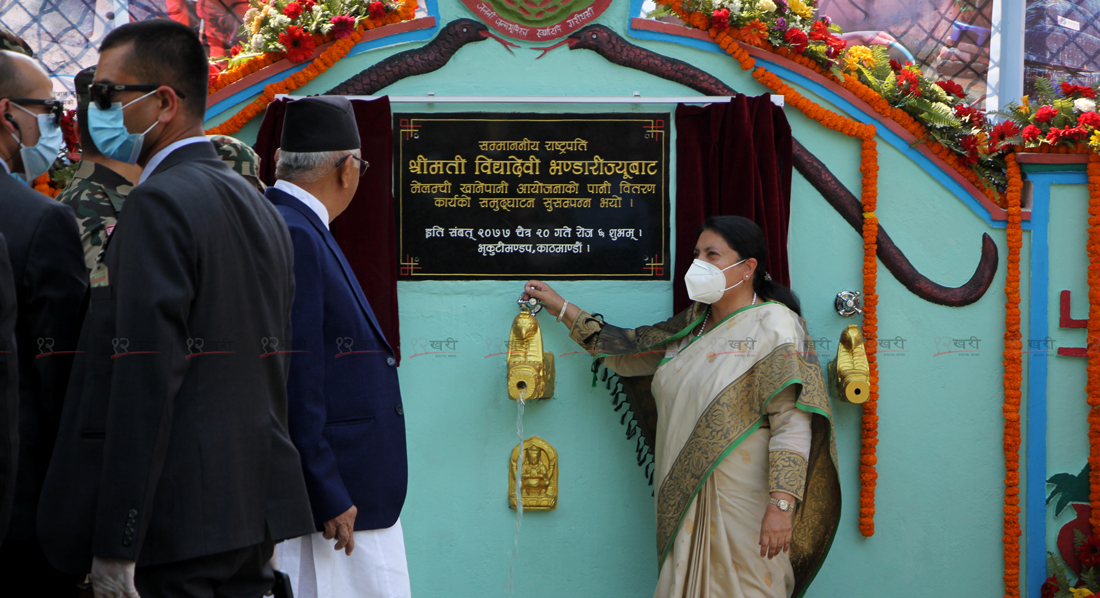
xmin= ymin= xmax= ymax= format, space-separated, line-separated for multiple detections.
xmin=91 ymin=556 xmax=140 ymax=598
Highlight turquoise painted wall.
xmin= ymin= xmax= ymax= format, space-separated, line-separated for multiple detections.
xmin=207 ymin=1 xmax=1053 ymax=596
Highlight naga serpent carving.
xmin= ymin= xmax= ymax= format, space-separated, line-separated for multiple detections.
xmin=556 ymin=25 xmax=998 ymax=307
xmin=329 ymin=19 xmax=997 ymax=307
xmin=327 ymin=19 xmax=518 ymax=96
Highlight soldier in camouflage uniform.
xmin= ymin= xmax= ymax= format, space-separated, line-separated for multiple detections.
xmin=210 ymin=134 xmax=267 ymax=193
xmin=55 ymin=66 xmax=142 ymax=272
xmin=0 ymin=25 xmax=32 ymax=57
xmin=58 ymin=68 xmax=268 ymax=270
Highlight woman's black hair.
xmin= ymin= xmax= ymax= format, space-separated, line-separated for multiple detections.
xmin=698 ymin=215 xmax=802 ymax=317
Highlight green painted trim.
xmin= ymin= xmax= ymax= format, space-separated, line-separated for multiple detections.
xmin=657 ymin=356 xmax=674 ymax=367
xmin=658 ymin=418 xmax=765 ymax=568
xmin=1018 ymin=163 xmax=1086 ymax=174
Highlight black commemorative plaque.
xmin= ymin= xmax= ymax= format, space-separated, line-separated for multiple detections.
xmin=394 ymin=113 xmax=670 ymax=279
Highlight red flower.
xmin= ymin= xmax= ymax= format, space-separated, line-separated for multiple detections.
xmin=283 ymin=2 xmax=303 ymax=19
xmin=60 ymin=109 xmax=80 ymax=160
xmin=954 ymin=104 xmax=985 ymax=127
xmin=1046 ymin=127 xmax=1063 ymax=144
xmin=889 ymin=59 xmax=903 ymax=72
xmin=989 ymin=121 xmax=1021 ymax=152
xmin=1035 ymin=105 xmax=1058 ymax=123
xmin=1079 ymin=111 xmax=1100 ymax=129
xmin=369 ymin=0 xmax=386 ymax=19
xmin=810 ymin=20 xmax=830 ymax=41
xmin=1040 ymin=576 xmax=1058 ymax=598
xmin=826 ymin=35 xmax=847 ymax=52
xmin=785 ymin=28 xmax=809 ymax=53
xmin=959 ymin=134 xmax=980 ymax=165
xmin=1079 ymin=533 xmax=1100 ymax=568
xmin=1022 ymin=124 xmax=1042 ymax=142
xmin=936 ymin=80 xmax=965 ymax=99
xmin=302 ymin=0 xmax=316 ymax=10
xmin=331 ymin=15 xmax=356 ymax=39
xmin=1061 ymin=81 xmax=1097 ymax=99
xmin=1064 ymin=126 xmax=1087 ymax=140
xmin=230 ymin=45 xmax=241 ymax=57
xmin=278 ymin=25 xmax=316 ymax=63
xmin=712 ymin=8 xmax=730 ymax=31
xmin=896 ymin=68 xmax=921 ymax=97
xmin=207 ymin=62 xmax=222 ymax=87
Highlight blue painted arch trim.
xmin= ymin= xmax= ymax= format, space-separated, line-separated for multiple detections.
xmin=625 ymin=1 xmax=1028 ymax=231
xmin=205 ymin=0 xmax=440 ymax=121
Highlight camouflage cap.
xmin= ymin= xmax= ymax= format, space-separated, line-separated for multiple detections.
xmin=209 ymin=135 xmax=266 ymax=192
xmin=0 ymin=25 xmax=32 ymax=57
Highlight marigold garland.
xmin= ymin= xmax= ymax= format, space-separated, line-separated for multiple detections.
xmin=1003 ymin=152 xmax=1024 ymax=598
xmin=206 ymin=26 xmax=365 ymax=136
xmin=33 ymin=173 xmax=59 ymax=198
xmin=859 ymin=133 xmax=879 ymax=537
xmin=206 ymin=0 xmax=416 ymax=134
xmin=665 ymin=0 xmax=1002 ymax=207
xmin=1087 ymin=153 xmax=1100 ymax=534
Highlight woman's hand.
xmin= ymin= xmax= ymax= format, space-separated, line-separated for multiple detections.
xmin=759 ymin=494 xmax=795 ymax=559
xmin=522 ymin=280 xmax=565 ymax=316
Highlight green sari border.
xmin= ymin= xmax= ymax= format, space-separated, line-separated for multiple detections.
xmin=656 ymin=376 xmax=803 ymax=569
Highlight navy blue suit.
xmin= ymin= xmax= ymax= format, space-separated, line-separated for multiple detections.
xmin=266 ymin=186 xmax=407 ymax=531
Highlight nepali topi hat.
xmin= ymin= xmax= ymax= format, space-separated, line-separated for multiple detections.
xmin=280 ymin=96 xmax=360 ymax=153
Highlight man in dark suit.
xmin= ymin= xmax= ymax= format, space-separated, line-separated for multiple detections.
xmin=0 ymin=50 xmax=88 ymax=592
xmin=266 ymin=97 xmax=409 ymax=598
xmin=0 ymin=235 xmax=19 ymax=545
xmin=37 ymin=20 xmax=314 ymax=598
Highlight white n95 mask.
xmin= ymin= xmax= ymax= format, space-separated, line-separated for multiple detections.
xmin=684 ymin=258 xmax=746 ymax=304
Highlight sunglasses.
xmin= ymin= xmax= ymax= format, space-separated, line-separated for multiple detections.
xmin=87 ymin=83 xmax=187 ymax=111
xmin=6 ymin=98 xmax=64 ymax=127
xmin=335 ymin=154 xmax=370 ymax=177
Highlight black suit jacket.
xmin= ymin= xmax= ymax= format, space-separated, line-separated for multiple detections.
xmin=0 ymin=234 xmax=19 ymax=545
xmin=38 ymin=141 xmax=314 ymax=572
xmin=0 ymin=173 xmax=87 ymax=542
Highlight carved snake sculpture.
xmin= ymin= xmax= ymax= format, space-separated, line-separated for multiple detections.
xmin=329 ymin=19 xmax=997 ymax=307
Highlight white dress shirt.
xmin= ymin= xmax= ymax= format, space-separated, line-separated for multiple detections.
xmin=274 ymin=179 xmax=330 ymax=229
xmin=139 ymin=136 xmax=210 ymax=185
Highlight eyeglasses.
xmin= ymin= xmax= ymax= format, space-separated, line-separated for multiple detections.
xmin=5 ymin=98 xmax=64 ymax=127
xmin=335 ymin=154 xmax=370 ymax=177
xmin=87 ymin=83 xmax=187 ymax=111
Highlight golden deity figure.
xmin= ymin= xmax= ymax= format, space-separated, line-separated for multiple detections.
xmin=828 ymin=324 xmax=870 ymax=404
xmin=508 ymin=436 xmax=558 ymax=510
xmin=506 ymin=306 xmax=555 ymax=400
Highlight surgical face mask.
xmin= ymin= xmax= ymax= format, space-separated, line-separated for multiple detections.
xmin=684 ymin=258 xmax=747 ymax=304
xmin=7 ymin=103 xmax=62 ymax=184
xmin=87 ymin=90 xmax=159 ymax=164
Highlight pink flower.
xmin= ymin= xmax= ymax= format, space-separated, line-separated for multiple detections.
xmin=331 ymin=15 xmax=356 ymax=38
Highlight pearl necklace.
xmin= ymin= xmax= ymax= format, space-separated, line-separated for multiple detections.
xmin=698 ymin=292 xmax=756 ymax=337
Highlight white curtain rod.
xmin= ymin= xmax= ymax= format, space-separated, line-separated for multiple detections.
xmin=275 ymin=94 xmax=785 ymax=106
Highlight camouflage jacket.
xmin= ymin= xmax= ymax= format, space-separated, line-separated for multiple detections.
xmin=55 ymin=161 xmax=133 ymax=271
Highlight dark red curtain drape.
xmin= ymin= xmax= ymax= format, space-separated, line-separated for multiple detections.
xmin=254 ymin=96 xmax=401 ymax=362
xmin=673 ymin=94 xmax=793 ymax=314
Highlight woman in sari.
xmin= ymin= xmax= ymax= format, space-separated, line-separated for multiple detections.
xmin=521 ymin=216 xmax=840 ymax=598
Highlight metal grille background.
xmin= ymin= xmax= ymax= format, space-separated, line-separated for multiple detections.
xmin=818 ymin=0 xmax=994 ymax=103
xmin=1023 ymin=0 xmax=1100 ymax=95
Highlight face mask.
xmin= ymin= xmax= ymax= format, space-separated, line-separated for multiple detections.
xmin=684 ymin=258 xmax=747 ymax=304
xmin=7 ymin=103 xmax=62 ymax=184
xmin=87 ymin=91 xmax=158 ymax=164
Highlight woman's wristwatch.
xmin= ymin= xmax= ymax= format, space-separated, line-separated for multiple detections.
xmin=768 ymin=497 xmax=796 ymax=512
